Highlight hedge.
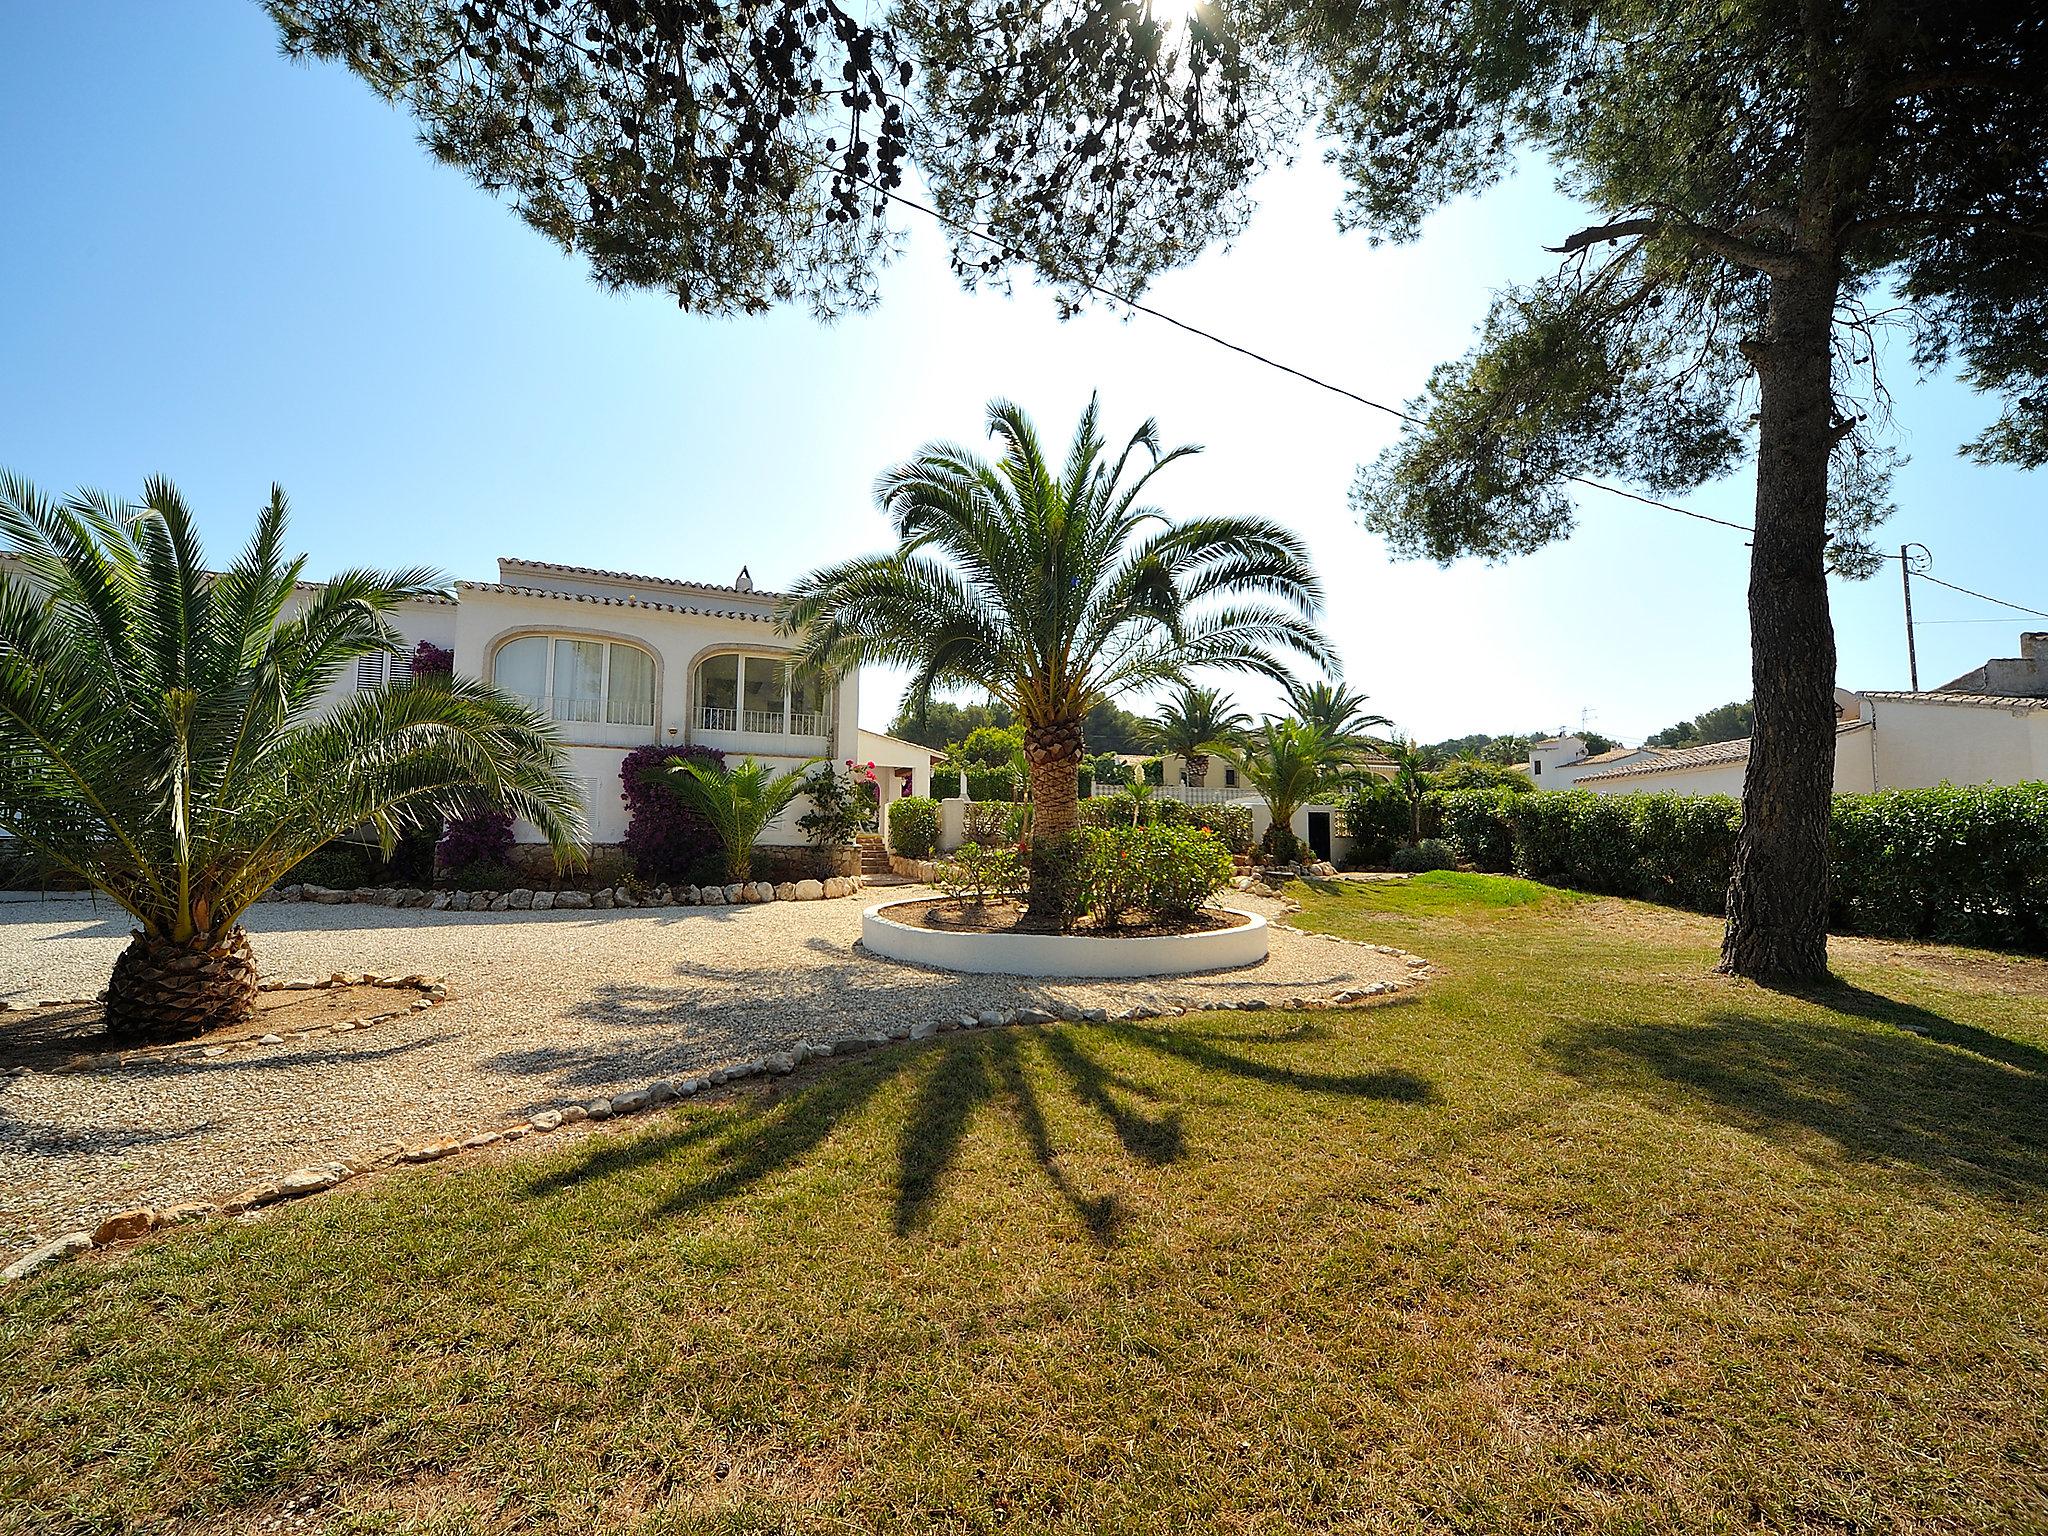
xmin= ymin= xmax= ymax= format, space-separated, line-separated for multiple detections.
xmin=888 ymin=795 xmax=940 ymax=859
xmin=1428 ymin=783 xmax=2048 ymax=951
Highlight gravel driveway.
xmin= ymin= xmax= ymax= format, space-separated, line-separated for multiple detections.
xmin=0 ymin=889 xmax=1416 ymax=1259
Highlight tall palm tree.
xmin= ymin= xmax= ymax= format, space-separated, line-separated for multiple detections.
xmin=782 ymin=396 xmax=1331 ymax=908
xmin=0 ymin=474 xmax=583 ymax=1041
xmin=661 ymin=757 xmax=815 ymax=882
xmin=1225 ymin=719 xmax=1359 ymax=858
xmin=1146 ymin=682 xmax=1253 ymax=787
xmin=1282 ymin=676 xmax=1392 ymax=744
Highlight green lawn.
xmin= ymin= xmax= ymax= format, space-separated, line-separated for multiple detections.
xmin=6 ymin=874 xmax=2047 ymax=1534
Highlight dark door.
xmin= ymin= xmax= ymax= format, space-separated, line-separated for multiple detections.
xmin=1306 ymin=810 xmax=1332 ymax=863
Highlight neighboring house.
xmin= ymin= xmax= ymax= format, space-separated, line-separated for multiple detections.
xmin=1526 ymin=735 xmax=1670 ymax=786
xmin=1579 ymin=642 xmax=2048 ymax=796
xmin=294 ymin=556 xmax=933 ymax=847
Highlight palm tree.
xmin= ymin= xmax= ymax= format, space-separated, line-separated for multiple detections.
xmin=782 ymin=396 xmax=1331 ymax=908
xmin=1226 ymin=719 xmax=1358 ymax=861
xmin=662 ymin=757 xmax=815 ymax=882
xmin=0 ymin=474 xmax=583 ymax=1041
xmin=1146 ymin=682 xmax=1253 ymax=787
xmin=1282 ymin=676 xmax=1392 ymax=744
xmin=1381 ymin=736 xmax=1431 ymax=842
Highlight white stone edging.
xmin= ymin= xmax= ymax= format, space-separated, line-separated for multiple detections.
xmin=860 ymin=898 xmax=1271 ymax=978
xmin=258 ymin=874 xmax=870 ymax=913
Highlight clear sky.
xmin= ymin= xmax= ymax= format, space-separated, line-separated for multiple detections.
xmin=3 ymin=4 xmax=2042 ymax=744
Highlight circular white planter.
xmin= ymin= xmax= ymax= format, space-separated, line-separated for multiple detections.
xmin=860 ymin=898 xmax=1269 ymax=978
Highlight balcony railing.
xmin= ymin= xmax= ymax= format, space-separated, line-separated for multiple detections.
xmin=697 ymin=704 xmax=831 ymax=737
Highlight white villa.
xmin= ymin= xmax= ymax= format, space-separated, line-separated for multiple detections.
xmin=305 ymin=557 xmax=934 ymax=846
xmin=1573 ymin=635 xmax=2048 ymax=797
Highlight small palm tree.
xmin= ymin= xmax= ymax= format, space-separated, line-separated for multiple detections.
xmin=662 ymin=757 xmax=815 ymax=882
xmin=0 ymin=474 xmax=583 ymax=1041
xmin=782 ymin=396 xmax=1331 ymax=909
xmin=1226 ymin=720 xmax=1357 ymax=860
xmin=1381 ymin=736 xmax=1431 ymax=842
xmin=1282 ymin=676 xmax=1392 ymax=744
xmin=1146 ymin=683 xmax=1253 ymax=787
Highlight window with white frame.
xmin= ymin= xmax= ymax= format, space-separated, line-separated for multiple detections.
xmin=491 ymin=635 xmax=656 ymax=731
xmin=694 ymin=652 xmax=829 ymax=736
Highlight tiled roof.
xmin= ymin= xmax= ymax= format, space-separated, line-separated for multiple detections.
xmin=1578 ymin=737 xmax=1754 ymax=782
xmin=1577 ymin=721 xmax=1871 ymax=783
xmin=1576 ymin=745 xmax=1661 ymax=766
xmin=1862 ymin=689 xmax=2048 ymax=712
xmin=497 ymin=556 xmax=787 ymax=602
xmin=456 ymin=580 xmax=777 ymax=624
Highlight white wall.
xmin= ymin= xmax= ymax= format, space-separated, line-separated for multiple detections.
xmin=1864 ymin=695 xmax=2048 ymax=789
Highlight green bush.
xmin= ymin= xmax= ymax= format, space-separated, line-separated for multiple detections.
xmin=1390 ymin=837 xmax=1458 ymax=873
xmin=1413 ymin=782 xmax=2048 ymax=951
xmin=963 ymin=800 xmax=1026 ymax=846
xmin=1079 ymin=791 xmax=1194 ymax=829
xmin=1342 ymin=780 xmax=1411 ymax=866
xmin=1262 ymin=823 xmax=1306 ymax=863
xmin=888 ymin=795 xmax=940 ymax=859
xmin=1425 ymin=759 xmax=1535 ymax=794
xmin=1190 ymin=802 xmax=1254 ymax=854
xmin=936 ymin=842 xmax=1027 ymax=904
xmin=1077 ymin=824 xmax=1236 ymax=930
xmin=964 ymin=767 xmax=1021 ymax=802
xmin=1831 ymin=783 xmax=2048 ymax=948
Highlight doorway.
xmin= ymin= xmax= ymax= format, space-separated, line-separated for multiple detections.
xmin=1306 ymin=810 xmax=1332 ymax=863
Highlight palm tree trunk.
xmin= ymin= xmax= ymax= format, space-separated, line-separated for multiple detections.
xmin=1023 ymin=715 xmax=1084 ymax=912
xmin=1186 ymin=751 xmax=1210 ymax=787
xmin=104 ymin=926 xmax=260 ymax=1041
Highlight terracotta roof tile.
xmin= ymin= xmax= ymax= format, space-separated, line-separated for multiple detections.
xmin=497 ymin=556 xmax=786 ymax=602
xmin=456 ymin=580 xmax=776 ymax=623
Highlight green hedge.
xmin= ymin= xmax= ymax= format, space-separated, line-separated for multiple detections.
xmin=888 ymin=796 xmax=940 ymax=859
xmin=1429 ymin=784 xmax=2048 ymax=951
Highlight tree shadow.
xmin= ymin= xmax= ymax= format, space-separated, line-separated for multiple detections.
xmin=1763 ymin=976 xmax=2048 ymax=1079
xmin=524 ymin=1011 xmax=1439 ymax=1246
xmin=1545 ymin=998 xmax=2048 ymax=1202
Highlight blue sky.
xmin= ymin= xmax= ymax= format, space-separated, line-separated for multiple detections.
xmin=3 ymin=4 xmax=2042 ymax=743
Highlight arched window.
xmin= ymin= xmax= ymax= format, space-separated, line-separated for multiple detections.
xmin=492 ymin=635 xmax=656 ymax=732
xmin=695 ymin=652 xmax=828 ymax=737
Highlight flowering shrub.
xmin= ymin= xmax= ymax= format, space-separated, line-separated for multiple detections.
xmin=409 ymin=640 xmax=455 ymax=678
xmin=1073 ymin=824 xmax=1235 ymax=930
xmin=620 ymin=744 xmax=726 ymax=884
xmin=797 ymin=759 xmax=881 ymax=847
xmin=1195 ymin=804 xmax=1254 ymax=854
xmin=436 ymin=806 xmax=514 ymax=872
xmin=888 ymin=795 xmax=940 ymax=858
xmin=935 ymin=841 xmax=1027 ymax=904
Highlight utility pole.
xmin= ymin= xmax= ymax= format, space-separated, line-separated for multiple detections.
xmin=1899 ymin=543 xmax=1931 ymax=691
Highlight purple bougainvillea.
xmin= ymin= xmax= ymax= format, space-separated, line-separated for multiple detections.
xmin=619 ymin=743 xmax=726 ymax=883
xmin=410 ymin=640 xmax=455 ymax=677
xmin=436 ymin=806 xmax=514 ymax=871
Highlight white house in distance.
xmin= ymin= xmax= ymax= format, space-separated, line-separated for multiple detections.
xmin=1576 ymin=635 xmax=2048 ymax=796
xmin=305 ymin=557 xmax=933 ymax=846
xmin=1525 ymin=736 xmax=1670 ymax=786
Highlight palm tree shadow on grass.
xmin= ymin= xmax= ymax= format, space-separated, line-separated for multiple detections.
xmin=525 ymin=1016 xmax=1439 ymax=1245
xmin=1544 ymin=983 xmax=2048 ymax=1201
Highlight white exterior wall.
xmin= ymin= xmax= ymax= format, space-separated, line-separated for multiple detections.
xmin=1527 ymin=737 xmax=1586 ymax=786
xmin=1863 ymin=696 xmax=2048 ymax=789
xmin=1584 ymin=724 xmax=1878 ymax=798
xmin=856 ymin=729 xmax=934 ymax=802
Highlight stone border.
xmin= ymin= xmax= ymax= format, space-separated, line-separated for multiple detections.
xmin=2 ymin=927 xmax=1435 ymax=1285
xmin=257 ymin=875 xmax=869 ymax=913
xmin=0 ymin=974 xmax=449 ymax=1074
xmin=861 ymin=899 xmax=1271 ymax=978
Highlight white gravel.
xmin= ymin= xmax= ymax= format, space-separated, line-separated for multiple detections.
xmin=0 ymin=888 xmax=1413 ymax=1258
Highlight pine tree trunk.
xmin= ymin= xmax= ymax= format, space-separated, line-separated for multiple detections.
xmin=104 ymin=927 xmax=260 ymax=1042
xmin=1023 ymin=715 xmax=1084 ymax=913
xmin=1720 ymin=266 xmax=1840 ymax=982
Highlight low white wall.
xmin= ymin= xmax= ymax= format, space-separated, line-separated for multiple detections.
xmin=861 ymin=899 xmax=1268 ymax=977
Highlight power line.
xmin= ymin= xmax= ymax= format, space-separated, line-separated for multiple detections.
xmin=795 ymin=132 xmax=2046 ymax=617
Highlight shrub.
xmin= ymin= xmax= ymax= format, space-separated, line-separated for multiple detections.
xmin=1390 ymin=837 xmax=1458 ymax=873
xmin=1342 ymin=781 xmax=1410 ymax=866
xmin=1831 ymin=783 xmax=2048 ymax=948
xmin=436 ymin=806 xmax=514 ymax=872
xmin=1080 ymin=827 xmax=1151 ymax=930
xmin=964 ymin=800 xmax=1025 ymax=845
xmin=619 ymin=744 xmax=726 ymax=884
xmin=1089 ymin=753 xmax=1134 ymax=788
xmin=1433 ymin=787 xmax=1519 ymax=872
xmin=1080 ymin=791 xmax=1193 ymax=829
xmin=1262 ymin=823 xmax=1307 ymax=863
xmin=936 ymin=841 xmax=1027 ymax=904
xmin=796 ymin=760 xmax=880 ymax=848
xmin=964 ymin=766 xmax=1022 ymax=802
xmin=889 ymin=795 xmax=941 ymax=859
xmin=408 ymin=640 xmax=455 ymax=678
xmin=1193 ymin=802 xmax=1254 ymax=854
xmin=1425 ymin=758 xmax=1534 ymax=794
xmin=1142 ymin=825 xmax=1237 ymax=920
xmin=1027 ymin=830 xmax=1094 ymax=930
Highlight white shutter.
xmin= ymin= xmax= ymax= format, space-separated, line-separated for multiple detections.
xmin=355 ymin=654 xmax=385 ymax=691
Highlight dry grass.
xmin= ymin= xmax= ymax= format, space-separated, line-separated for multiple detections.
xmin=3 ymin=871 xmax=2045 ymax=1535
